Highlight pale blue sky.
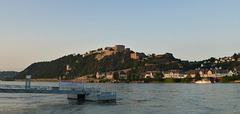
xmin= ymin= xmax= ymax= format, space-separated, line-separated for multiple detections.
xmin=0 ymin=0 xmax=240 ymax=71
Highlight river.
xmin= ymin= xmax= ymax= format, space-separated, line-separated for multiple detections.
xmin=0 ymin=81 xmax=239 ymax=114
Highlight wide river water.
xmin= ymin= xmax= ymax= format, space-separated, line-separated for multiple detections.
xmin=0 ymin=81 xmax=239 ymax=114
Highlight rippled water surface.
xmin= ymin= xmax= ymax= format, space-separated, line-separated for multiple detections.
xmin=0 ymin=81 xmax=240 ymax=114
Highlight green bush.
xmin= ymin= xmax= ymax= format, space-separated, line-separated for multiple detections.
xmin=163 ymin=78 xmax=175 ymax=83
xmin=2 ymin=77 xmax=14 ymax=81
xmin=221 ymin=75 xmax=240 ymax=83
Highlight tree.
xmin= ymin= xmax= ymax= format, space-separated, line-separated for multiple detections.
xmin=233 ymin=53 xmax=239 ymax=61
xmin=119 ymin=76 xmax=124 ymax=82
xmin=109 ymin=48 xmax=114 ymax=51
xmin=185 ymin=74 xmax=192 ymax=83
xmin=152 ymin=53 xmax=156 ymax=57
xmin=131 ymin=73 xmax=136 ymax=81
xmin=144 ymin=76 xmax=152 ymax=83
xmin=2 ymin=77 xmax=14 ymax=81
xmin=154 ymin=72 xmax=163 ymax=81
xmin=92 ymin=74 xmax=96 ymax=79
xmin=195 ymin=73 xmax=201 ymax=81
xmin=135 ymin=74 xmax=140 ymax=81
xmin=127 ymin=72 xmax=132 ymax=81
xmin=113 ymin=72 xmax=119 ymax=80
xmin=97 ymin=48 xmax=103 ymax=51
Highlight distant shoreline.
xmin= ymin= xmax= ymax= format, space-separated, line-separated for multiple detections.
xmin=14 ymin=79 xmax=59 ymax=82
xmin=12 ymin=79 xmax=240 ymax=83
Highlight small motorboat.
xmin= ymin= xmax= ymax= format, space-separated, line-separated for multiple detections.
xmin=85 ymin=87 xmax=116 ymax=101
xmin=195 ymin=80 xmax=212 ymax=84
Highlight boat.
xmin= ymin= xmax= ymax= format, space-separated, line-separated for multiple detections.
xmin=85 ymin=91 xmax=116 ymax=101
xmin=235 ymin=80 xmax=240 ymax=83
xmin=67 ymin=87 xmax=116 ymax=101
xmin=62 ymin=81 xmax=116 ymax=101
xmin=195 ymin=79 xmax=212 ymax=84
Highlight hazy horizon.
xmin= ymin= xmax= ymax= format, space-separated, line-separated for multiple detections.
xmin=1 ymin=0 xmax=240 ymax=71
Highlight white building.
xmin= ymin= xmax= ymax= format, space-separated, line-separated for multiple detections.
xmin=215 ymin=70 xmax=234 ymax=77
xmin=144 ymin=71 xmax=160 ymax=78
xmin=163 ymin=70 xmax=184 ymax=78
xmin=96 ymin=72 xmax=105 ymax=79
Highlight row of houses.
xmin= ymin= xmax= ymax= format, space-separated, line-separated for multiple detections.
xmin=82 ymin=45 xmax=151 ymax=60
xmin=96 ymin=69 xmax=237 ymax=80
xmin=145 ymin=69 xmax=237 ymax=79
xmin=214 ymin=57 xmax=240 ymax=63
xmin=96 ymin=71 xmax=127 ymax=79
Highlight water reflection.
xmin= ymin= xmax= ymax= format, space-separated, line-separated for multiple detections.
xmin=68 ymin=99 xmax=117 ymax=105
xmin=0 ymin=82 xmax=240 ymax=114
xmin=68 ymin=99 xmax=85 ymax=105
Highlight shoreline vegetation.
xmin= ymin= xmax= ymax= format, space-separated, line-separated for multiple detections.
xmin=12 ymin=74 xmax=240 ymax=83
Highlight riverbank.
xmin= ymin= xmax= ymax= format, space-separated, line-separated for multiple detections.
xmin=14 ymin=78 xmax=100 ymax=83
xmin=13 ymin=77 xmax=240 ymax=83
xmin=14 ymin=79 xmax=59 ymax=82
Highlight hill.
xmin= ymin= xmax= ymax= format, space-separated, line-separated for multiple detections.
xmin=14 ymin=50 xmax=179 ymax=79
xmin=0 ymin=71 xmax=18 ymax=80
xmin=15 ymin=45 xmax=240 ymax=80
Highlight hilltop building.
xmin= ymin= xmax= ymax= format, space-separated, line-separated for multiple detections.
xmin=104 ymin=47 xmax=113 ymax=50
xmin=115 ymin=45 xmax=125 ymax=52
xmin=103 ymin=45 xmax=126 ymax=52
xmin=125 ymin=48 xmax=130 ymax=52
xmin=131 ymin=52 xmax=146 ymax=59
xmin=83 ymin=45 xmax=130 ymax=60
xmin=154 ymin=53 xmax=174 ymax=58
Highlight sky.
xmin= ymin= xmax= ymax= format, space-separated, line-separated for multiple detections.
xmin=0 ymin=0 xmax=240 ymax=71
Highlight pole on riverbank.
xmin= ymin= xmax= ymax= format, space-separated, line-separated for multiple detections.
xmin=25 ymin=75 xmax=31 ymax=89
